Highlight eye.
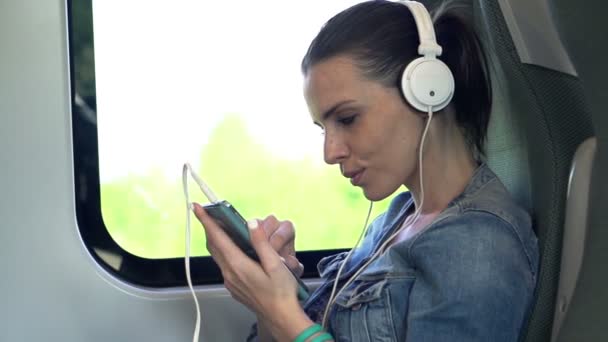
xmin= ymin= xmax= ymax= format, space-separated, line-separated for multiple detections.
xmin=337 ymin=114 xmax=357 ymax=126
xmin=313 ymin=122 xmax=325 ymax=136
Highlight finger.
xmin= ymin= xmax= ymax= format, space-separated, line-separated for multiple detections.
xmin=260 ymin=215 xmax=280 ymax=243
xmin=268 ymin=220 xmax=296 ymax=255
xmin=193 ymin=204 xmax=269 ymax=283
xmin=262 ymin=214 xmax=280 ymax=233
xmin=285 ymin=255 xmax=304 ymax=277
xmin=191 ymin=203 xmax=227 ymax=267
xmin=247 ymin=219 xmax=283 ymax=273
xmin=192 ymin=202 xmax=243 ymax=265
xmin=205 ymin=243 xmax=235 ymax=273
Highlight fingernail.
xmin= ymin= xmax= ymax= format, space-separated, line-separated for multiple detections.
xmin=279 ymin=257 xmax=286 ymax=263
xmin=189 ymin=203 xmax=195 ymax=211
xmin=247 ymin=219 xmax=258 ymax=230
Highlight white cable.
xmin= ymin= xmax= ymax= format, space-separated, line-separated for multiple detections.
xmin=321 ymin=108 xmax=434 ymax=328
xmin=321 ymin=201 xmax=374 ymax=327
xmin=182 ymin=163 xmax=202 ymax=342
xmin=187 ymin=163 xmax=219 ymax=203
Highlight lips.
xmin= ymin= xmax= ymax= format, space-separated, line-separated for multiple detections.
xmin=344 ymin=169 xmax=365 ymax=186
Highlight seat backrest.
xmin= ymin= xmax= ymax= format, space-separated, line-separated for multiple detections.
xmin=420 ymin=0 xmax=595 ymax=339
xmin=470 ymin=1 xmax=595 ymax=341
xmin=547 ymin=1 xmax=608 ymax=340
xmin=551 ymin=137 xmax=596 ymax=341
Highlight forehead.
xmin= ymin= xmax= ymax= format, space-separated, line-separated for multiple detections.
xmin=304 ymin=56 xmax=362 ymax=90
xmin=304 ymin=56 xmax=366 ymax=120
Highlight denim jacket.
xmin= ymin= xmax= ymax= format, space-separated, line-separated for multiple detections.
xmin=301 ymin=164 xmax=539 ymax=341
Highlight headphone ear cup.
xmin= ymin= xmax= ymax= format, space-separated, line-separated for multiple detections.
xmin=401 ymin=58 xmax=455 ymax=112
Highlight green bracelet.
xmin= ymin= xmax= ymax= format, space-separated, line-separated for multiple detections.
xmin=294 ymin=324 xmax=323 ymax=342
xmin=310 ymin=332 xmax=334 ymax=342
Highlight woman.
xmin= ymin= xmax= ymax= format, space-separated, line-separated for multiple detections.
xmin=193 ymin=1 xmax=539 ymax=341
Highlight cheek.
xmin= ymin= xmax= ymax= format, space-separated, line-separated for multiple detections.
xmin=367 ymin=119 xmax=416 ymax=166
xmin=370 ymin=121 xmax=420 ymax=184
xmin=352 ymin=118 xmax=394 ymax=160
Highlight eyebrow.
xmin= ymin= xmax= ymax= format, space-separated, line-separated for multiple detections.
xmin=316 ymin=100 xmax=357 ymax=125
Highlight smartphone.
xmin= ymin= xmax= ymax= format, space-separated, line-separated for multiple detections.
xmin=203 ymin=200 xmax=310 ymax=302
xmin=185 ymin=164 xmax=310 ymax=302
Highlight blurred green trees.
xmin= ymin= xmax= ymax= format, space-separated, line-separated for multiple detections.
xmin=101 ymin=115 xmax=401 ymax=258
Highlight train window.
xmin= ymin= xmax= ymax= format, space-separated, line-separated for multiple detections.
xmin=69 ymin=0 xmax=399 ymax=287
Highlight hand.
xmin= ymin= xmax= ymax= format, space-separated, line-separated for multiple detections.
xmin=193 ymin=204 xmax=299 ymax=323
xmin=192 ymin=203 xmax=312 ymax=340
xmin=259 ymin=215 xmax=304 ymax=277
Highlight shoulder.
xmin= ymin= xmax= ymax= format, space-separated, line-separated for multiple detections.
xmin=405 ymin=208 xmax=538 ymax=291
xmin=414 ymin=210 xmax=532 ymax=263
xmin=399 ymin=165 xmax=540 ymax=281
xmin=409 ymin=164 xmax=538 ymax=274
xmin=459 ymin=173 xmax=532 ymax=236
xmin=453 ymin=167 xmax=539 ymax=273
xmin=402 ymin=210 xmax=539 ymax=341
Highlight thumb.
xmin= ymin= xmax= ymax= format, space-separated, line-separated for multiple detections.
xmin=247 ymin=219 xmax=282 ymax=272
xmin=285 ymin=255 xmax=304 ymax=277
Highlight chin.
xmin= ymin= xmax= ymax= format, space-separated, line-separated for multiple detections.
xmin=361 ymin=186 xmax=394 ymax=202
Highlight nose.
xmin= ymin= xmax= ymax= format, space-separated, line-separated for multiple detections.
xmin=323 ymin=131 xmax=349 ymax=165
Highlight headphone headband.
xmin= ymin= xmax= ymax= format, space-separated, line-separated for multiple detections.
xmin=400 ymin=1 xmax=442 ymax=57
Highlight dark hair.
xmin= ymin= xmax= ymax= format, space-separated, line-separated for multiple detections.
xmin=301 ymin=0 xmax=492 ymax=158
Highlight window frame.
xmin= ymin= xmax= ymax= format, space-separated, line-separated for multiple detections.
xmin=67 ymin=0 xmax=345 ymax=288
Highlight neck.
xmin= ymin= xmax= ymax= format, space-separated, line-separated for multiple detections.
xmin=405 ymin=112 xmax=478 ymax=214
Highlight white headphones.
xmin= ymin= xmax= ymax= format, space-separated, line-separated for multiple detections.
xmin=400 ymin=1 xmax=455 ymax=113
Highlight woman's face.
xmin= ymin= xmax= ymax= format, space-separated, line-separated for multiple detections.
xmin=304 ymin=55 xmax=424 ymax=201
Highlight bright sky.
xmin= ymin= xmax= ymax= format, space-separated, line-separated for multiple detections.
xmin=92 ymin=0 xmax=363 ymax=182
